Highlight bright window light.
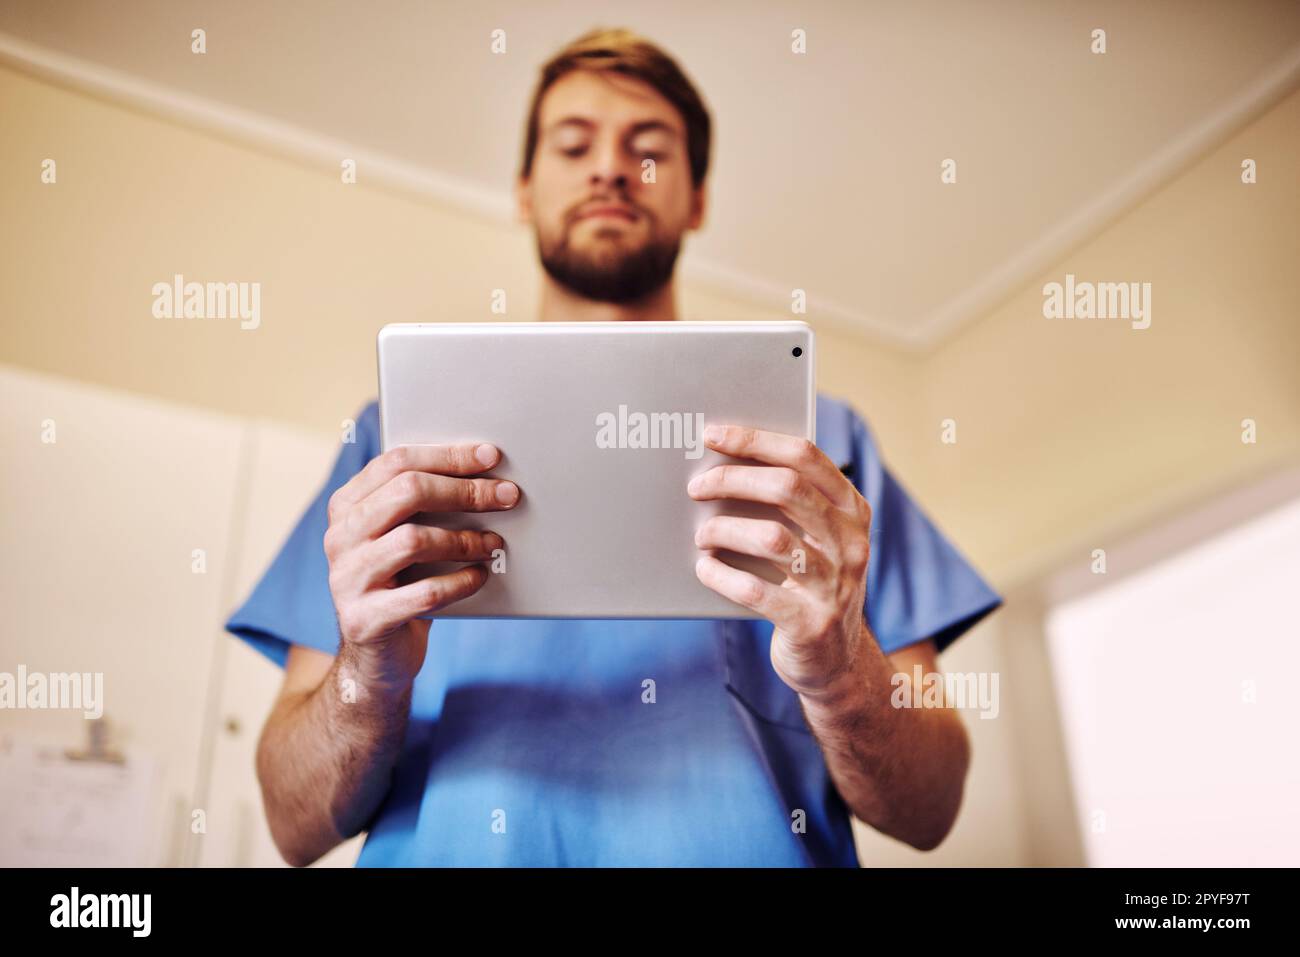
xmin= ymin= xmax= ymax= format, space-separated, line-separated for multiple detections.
xmin=1046 ymin=494 xmax=1300 ymax=866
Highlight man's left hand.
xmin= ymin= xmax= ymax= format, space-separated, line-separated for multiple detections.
xmin=687 ymin=424 xmax=873 ymax=700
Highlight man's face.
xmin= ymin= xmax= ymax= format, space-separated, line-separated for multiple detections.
xmin=517 ymin=70 xmax=706 ymax=305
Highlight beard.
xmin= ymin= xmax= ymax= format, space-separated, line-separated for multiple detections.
xmin=538 ymin=218 xmax=681 ymax=304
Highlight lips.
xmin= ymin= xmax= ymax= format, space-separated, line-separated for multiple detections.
xmin=576 ymin=205 xmax=638 ymax=222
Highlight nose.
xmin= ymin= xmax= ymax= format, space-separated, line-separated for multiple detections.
xmin=588 ymin=136 xmax=632 ymax=191
xmin=590 ymin=169 xmax=629 ymax=190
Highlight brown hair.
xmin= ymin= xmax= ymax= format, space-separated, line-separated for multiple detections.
xmin=518 ymin=28 xmax=712 ymax=188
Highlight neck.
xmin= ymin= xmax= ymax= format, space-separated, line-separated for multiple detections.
xmin=538 ymin=275 xmax=679 ymax=323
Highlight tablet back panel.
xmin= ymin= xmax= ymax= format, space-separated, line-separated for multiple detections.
xmin=377 ymin=321 xmax=814 ymax=618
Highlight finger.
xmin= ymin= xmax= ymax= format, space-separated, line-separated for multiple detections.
xmin=344 ymin=471 xmax=519 ymax=546
xmin=687 ymin=465 xmax=834 ymax=538
xmin=361 ymin=525 xmax=505 ymax=587
xmin=703 ymin=425 xmax=856 ymax=510
xmin=694 ymin=515 xmax=830 ymax=581
xmin=330 ymin=443 xmax=500 ymax=517
xmin=695 ymin=553 xmax=803 ymax=629
xmin=353 ymin=564 xmax=492 ymax=640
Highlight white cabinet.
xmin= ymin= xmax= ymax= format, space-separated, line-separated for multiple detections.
xmin=0 ymin=365 xmax=361 ymax=867
xmin=198 ymin=419 xmax=363 ymax=867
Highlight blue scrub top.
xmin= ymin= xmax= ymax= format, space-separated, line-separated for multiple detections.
xmin=226 ymin=393 xmax=1001 ymax=866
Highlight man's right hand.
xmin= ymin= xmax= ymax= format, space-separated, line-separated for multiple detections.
xmin=322 ymin=442 xmax=518 ymax=693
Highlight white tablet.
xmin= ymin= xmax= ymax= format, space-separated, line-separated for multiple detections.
xmin=376 ymin=320 xmax=815 ymax=619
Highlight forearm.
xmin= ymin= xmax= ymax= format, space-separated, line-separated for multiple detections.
xmin=799 ymin=622 xmax=970 ymax=851
xmin=256 ymin=646 xmax=413 ymax=867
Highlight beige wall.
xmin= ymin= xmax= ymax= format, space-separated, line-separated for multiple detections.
xmin=913 ymin=86 xmax=1300 ymax=586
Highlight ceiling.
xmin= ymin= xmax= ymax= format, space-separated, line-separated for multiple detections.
xmin=3 ymin=0 xmax=1299 ymax=347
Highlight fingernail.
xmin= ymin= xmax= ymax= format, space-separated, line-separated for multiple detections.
xmin=496 ymin=482 xmax=519 ymax=506
xmin=476 ymin=444 xmax=498 ymax=467
xmin=687 ymin=475 xmax=701 ymax=495
xmin=704 ymin=425 xmax=723 ymax=443
xmin=485 ymin=532 xmax=504 ymax=550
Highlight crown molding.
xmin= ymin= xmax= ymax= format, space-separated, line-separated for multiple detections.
xmin=911 ymin=42 xmax=1300 ymax=350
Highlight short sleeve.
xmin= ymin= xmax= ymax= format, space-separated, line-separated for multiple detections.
xmin=224 ymin=401 xmax=381 ymax=668
xmin=845 ymin=404 xmax=1002 ymax=655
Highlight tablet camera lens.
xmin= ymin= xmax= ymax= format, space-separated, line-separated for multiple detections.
xmin=792 ymin=347 xmax=803 ymax=358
